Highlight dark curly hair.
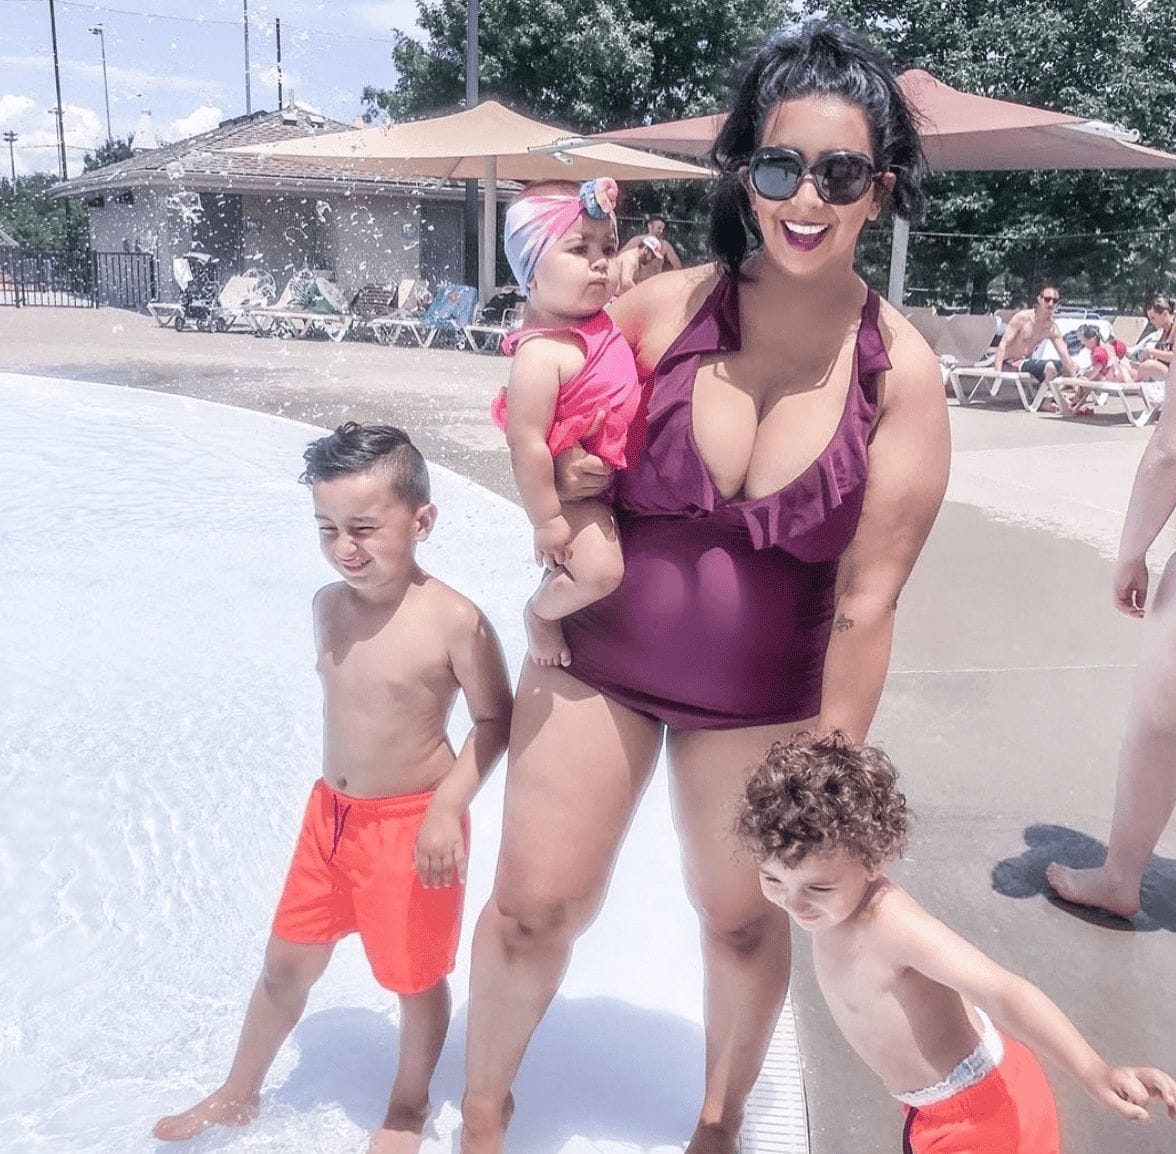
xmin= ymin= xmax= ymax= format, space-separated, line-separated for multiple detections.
xmin=737 ymin=732 xmax=910 ymax=871
xmin=709 ymin=20 xmax=927 ymax=278
xmin=300 ymin=422 xmax=430 ymax=506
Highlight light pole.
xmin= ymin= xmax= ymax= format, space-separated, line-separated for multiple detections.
xmin=47 ymin=0 xmax=68 ymax=178
xmin=463 ymin=0 xmax=479 ymax=288
xmin=3 ymin=131 xmax=17 ymax=183
xmin=243 ymin=0 xmax=252 ymax=114
xmin=89 ymin=25 xmax=113 ymax=144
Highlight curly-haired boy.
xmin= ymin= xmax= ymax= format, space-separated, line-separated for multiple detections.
xmin=738 ymin=733 xmax=1176 ymax=1153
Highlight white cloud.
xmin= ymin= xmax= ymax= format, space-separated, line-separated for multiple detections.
xmin=0 ymin=93 xmax=36 ymax=127
xmin=169 ymin=105 xmax=224 ymax=139
xmin=349 ymin=1 xmax=421 ymax=37
xmin=0 ymin=55 xmax=224 ymax=100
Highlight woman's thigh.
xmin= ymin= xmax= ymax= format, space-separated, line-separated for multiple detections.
xmin=493 ymin=662 xmax=663 ymax=920
xmin=668 ymin=720 xmax=815 ymax=924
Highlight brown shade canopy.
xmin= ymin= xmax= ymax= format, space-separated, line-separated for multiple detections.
xmin=593 ymin=70 xmax=1176 ymax=172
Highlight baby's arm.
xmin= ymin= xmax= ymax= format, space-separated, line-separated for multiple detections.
xmin=882 ymin=892 xmax=1176 ymax=1123
xmin=414 ymin=600 xmax=512 ymax=888
xmin=504 ymin=336 xmax=583 ymax=568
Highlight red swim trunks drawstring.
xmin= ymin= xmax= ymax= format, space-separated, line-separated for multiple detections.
xmin=329 ymin=795 xmax=351 ymax=861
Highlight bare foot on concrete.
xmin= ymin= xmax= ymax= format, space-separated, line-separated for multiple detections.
xmin=459 ymin=1092 xmax=514 ymax=1154
xmin=524 ymin=601 xmax=571 ymax=667
xmin=685 ymin=1120 xmax=742 ymax=1154
xmin=366 ymin=1099 xmax=431 ymax=1154
xmin=152 ymin=1086 xmax=260 ymax=1141
xmin=1046 ymin=862 xmax=1141 ymax=918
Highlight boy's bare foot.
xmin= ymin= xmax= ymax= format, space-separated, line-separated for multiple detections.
xmin=151 ymin=1087 xmax=260 ymax=1141
xmin=459 ymin=1091 xmax=514 ymax=1154
xmin=684 ymin=1120 xmax=742 ymax=1154
xmin=1046 ymin=862 xmax=1141 ymax=918
xmin=367 ymin=1099 xmax=431 ymax=1154
xmin=524 ymin=601 xmax=571 ymax=667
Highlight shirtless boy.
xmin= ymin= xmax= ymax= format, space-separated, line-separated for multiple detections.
xmin=153 ymin=423 xmax=512 ymax=1152
xmin=993 ymin=284 xmax=1079 ymax=404
xmin=738 ymin=733 xmax=1176 ymax=1153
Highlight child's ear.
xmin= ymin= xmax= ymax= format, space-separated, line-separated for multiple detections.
xmin=414 ymin=503 xmax=438 ymax=540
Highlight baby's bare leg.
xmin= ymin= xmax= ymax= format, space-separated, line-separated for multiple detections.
xmin=1049 ymin=552 xmax=1176 ymax=916
xmin=367 ymin=979 xmax=451 ymax=1154
xmin=526 ymin=499 xmax=623 ymax=667
xmin=152 ymin=936 xmax=333 ymax=1141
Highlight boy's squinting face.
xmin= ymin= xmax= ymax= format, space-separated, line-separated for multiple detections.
xmin=758 ymin=848 xmax=879 ymax=932
xmin=312 ymin=468 xmax=435 ymax=593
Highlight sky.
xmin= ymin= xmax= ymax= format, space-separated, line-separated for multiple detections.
xmin=0 ymin=0 xmax=425 ymax=178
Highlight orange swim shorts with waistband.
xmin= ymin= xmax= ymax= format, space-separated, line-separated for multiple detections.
xmin=272 ymin=778 xmax=468 ymax=994
xmin=901 ymin=1034 xmax=1060 ymax=1153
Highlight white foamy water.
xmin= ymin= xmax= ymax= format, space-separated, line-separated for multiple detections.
xmin=0 ymin=374 xmax=805 ymax=1154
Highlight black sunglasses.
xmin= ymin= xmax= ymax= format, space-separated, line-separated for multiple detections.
xmin=746 ymin=147 xmax=884 ymax=206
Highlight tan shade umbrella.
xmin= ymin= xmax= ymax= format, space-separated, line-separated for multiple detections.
xmin=230 ymin=101 xmax=711 ymax=302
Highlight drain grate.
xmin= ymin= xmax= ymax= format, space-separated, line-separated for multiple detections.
xmin=742 ymin=994 xmax=809 ymax=1154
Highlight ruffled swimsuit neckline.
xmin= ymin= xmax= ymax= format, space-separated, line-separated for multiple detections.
xmin=626 ymin=273 xmax=892 ymax=554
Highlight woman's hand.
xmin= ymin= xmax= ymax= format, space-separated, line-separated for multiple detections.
xmin=1113 ymin=554 xmax=1149 ymax=617
xmin=553 ymin=411 xmax=613 ymax=501
xmin=534 ymin=515 xmax=574 ymax=568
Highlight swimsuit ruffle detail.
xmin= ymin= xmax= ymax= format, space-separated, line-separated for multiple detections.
xmin=629 ymin=278 xmax=887 ymax=562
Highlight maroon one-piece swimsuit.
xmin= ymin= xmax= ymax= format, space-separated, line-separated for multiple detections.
xmin=563 ymin=275 xmax=890 ymax=731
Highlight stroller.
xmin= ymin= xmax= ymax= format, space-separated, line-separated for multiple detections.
xmin=171 ymin=252 xmax=220 ymax=331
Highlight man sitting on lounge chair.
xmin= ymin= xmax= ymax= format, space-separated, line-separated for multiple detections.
xmin=992 ymin=283 xmax=1079 ymax=404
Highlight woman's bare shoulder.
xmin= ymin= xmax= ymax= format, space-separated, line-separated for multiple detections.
xmin=874 ymin=296 xmax=943 ymax=395
xmin=609 ymin=263 xmax=722 ymax=369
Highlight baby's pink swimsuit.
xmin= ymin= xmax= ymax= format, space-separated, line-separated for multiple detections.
xmin=492 ymin=310 xmax=641 ymax=468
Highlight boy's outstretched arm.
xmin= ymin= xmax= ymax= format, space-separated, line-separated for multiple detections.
xmin=885 ymin=892 xmax=1176 ymax=1123
xmin=415 ymin=605 xmax=513 ymax=888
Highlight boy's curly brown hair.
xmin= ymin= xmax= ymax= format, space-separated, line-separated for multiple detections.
xmin=737 ymin=732 xmax=910 ymax=871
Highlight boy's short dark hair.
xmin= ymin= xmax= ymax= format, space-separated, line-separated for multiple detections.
xmin=300 ymin=422 xmax=430 ymax=505
xmin=1079 ymin=324 xmax=1102 ymax=342
xmin=737 ymin=732 xmax=910 ymax=870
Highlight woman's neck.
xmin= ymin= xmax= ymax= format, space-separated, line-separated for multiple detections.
xmin=741 ymin=251 xmax=867 ymax=326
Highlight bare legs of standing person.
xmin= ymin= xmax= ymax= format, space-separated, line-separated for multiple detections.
xmin=1049 ymin=553 xmax=1176 ymax=916
xmin=461 ymin=660 xmax=798 ymax=1154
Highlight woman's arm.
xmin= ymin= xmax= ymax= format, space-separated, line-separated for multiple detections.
xmin=815 ymin=324 xmax=950 ymax=740
xmin=1115 ymin=387 xmax=1176 ymax=615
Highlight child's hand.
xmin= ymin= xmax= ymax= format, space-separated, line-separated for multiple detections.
xmin=534 ymin=515 xmax=573 ymax=568
xmin=414 ymin=803 xmax=467 ymax=888
xmin=1091 ymin=1065 xmax=1176 ymax=1121
xmin=1113 ymin=555 xmax=1149 ymax=617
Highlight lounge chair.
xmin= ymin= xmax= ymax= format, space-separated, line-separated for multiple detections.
xmin=1048 ymin=373 xmax=1160 ymax=427
xmin=245 ymin=271 xmax=354 ymax=342
xmin=463 ymin=290 xmax=526 ymax=353
xmin=369 ymin=283 xmax=478 ymax=348
xmin=943 ymin=315 xmax=1066 ymax=412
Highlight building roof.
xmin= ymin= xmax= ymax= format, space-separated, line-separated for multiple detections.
xmin=52 ymin=107 xmax=472 ymax=200
xmin=0 ymin=225 xmax=16 ymax=248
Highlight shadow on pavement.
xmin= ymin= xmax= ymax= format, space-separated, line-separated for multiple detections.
xmin=991 ymin=823 xmax=1176 ymax=932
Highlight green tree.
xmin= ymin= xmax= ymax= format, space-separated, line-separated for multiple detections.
xmin=83 ymin=134 xmax=135 ymax=172
xmin=363 ymin=0 xmax=796 ymax=132
xmin=0 ymin=173 xmax=82 ymax=251
xmin=805 ymin=0 xmax=1176 ymax=308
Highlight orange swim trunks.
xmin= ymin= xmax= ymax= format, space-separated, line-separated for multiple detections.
xmin=272 ymin=779 xmax=468 ymax=994
xmin=901 ymin=1033 xmax=1060 ymax=1153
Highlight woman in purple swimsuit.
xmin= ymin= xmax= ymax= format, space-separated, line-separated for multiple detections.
xmin=462 ymin=23 xmax=951 ymax=1154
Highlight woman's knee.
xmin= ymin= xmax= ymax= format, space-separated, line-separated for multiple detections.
xmin=693 ymin=901 xmax=784 ymax=954
xmin=491 ymin=884 xmax=599 ymax=953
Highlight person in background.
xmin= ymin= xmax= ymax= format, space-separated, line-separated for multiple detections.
xmin=992 ymin=283 xmax=1079 ymax=407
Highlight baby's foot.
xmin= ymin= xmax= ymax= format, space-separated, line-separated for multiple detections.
xmin=367 ymin=1100 xmax=431 ymax=1154
xmin=1046 ymin=862 xmax=1141 ymax=918
xmin=152 ymin=1087 xmax=260 ymax=1141
xmin=524 ymin=601 xmax=571 ymax=667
